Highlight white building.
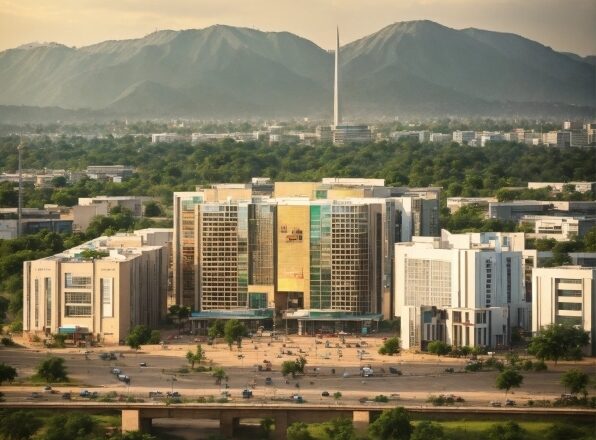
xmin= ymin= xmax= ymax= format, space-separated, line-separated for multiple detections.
xmin=452 ymin=131 xmax=476 ymax=145
xmin=430 ymin=133 xmax=452 ymax=143
xmin=520 ymin=215 xmax=596 ymax=241
xmin=151 ymin=133 xmax=184 ymax=143
xmin=527 ymin=181 xmax=596 ymax=194
xmin=545 ymin=131 xmax=571 ymax=148
xmin=395 ymin=231 xmax=528 ymax=350
xmin=532 ymin=266 xmax=595 ymax=355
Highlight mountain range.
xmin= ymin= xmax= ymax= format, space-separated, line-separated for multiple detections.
xmin=0 ymin=20 xmax=594 ymax=121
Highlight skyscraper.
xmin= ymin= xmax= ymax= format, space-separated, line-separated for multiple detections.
xmin=334 ymin=27 xmax=340 ymax=127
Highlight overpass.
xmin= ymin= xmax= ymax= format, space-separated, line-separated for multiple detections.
xmin=2 ymin=402 xmax=594 ymax=440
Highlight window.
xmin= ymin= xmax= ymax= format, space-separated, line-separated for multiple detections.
xmin=556 ymin=315 xmax=582 ymax=326
xmin=452 ymin=311 xmax=461 ymax=323
xmin=101 ymin=278 xmax=113 ymax=317
xmin=558 ymin=302 xmax=582 ymax=311
xmin=65 ymin=306 xmax=92 ymax=316
xmin=557 ymin=290 xmax=581 ymax=297
xmin=64 ymin=274 xmax=92 ymax=288
xmin=45 ymin=278 xmax=52 ymax=327
xmin=557 ymin=278 xmax=581 ymax=284
xmin=34 ymin=279 xmax=39 ymax=328
xmin=65 ymin=292 xmax=92 ymax=303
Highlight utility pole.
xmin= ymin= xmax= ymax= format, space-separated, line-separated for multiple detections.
xmin=17 ymin=139 xmax=24 ymax=237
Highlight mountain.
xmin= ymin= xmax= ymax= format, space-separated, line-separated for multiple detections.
xmin=0 ymin=21 xmax=594 ymax=120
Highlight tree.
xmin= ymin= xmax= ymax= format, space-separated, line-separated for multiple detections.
xmin=560 ymin=369 xmax=589 ymax=397
xmin=496 ymin=368 xmax=523 ymax=398
xmin=0 ymin=410 xmax=42 ymax=440
xmin=325 ymin=417 xmax=357 ymax=440
xmin=149 ymin=330 xmax=161 ymax=344
xmin=378 ymin=337 xmax=400 ymax=356
xmin=36 ymin=356 xmax=68 ymax=382
xmin=486 ymin=421 xmax=526 ymax=440
xmin=427 ymin=341 xmax=451 ymax=357
xmin=528 ymin=324 xmax=590 ymax=364
xmin=126 ymin=325 xmax=153 ymax=349
xmin=281 ymin=357 xmax=308 ymax=378
xmin=333 ymin=391 xmax=342 ymax=404
xmin=411 ymin=420 xmax=445 ymax=440
xmin=0 ymin=363 xmax=17 ymax=385
xmin=368 ymin=407 xmax=413 ymax=440
xmin=259 ymin=417 xmax=274 ymax=440
xmin=144 ymin=201 xmax=162 ymax=217
xmin=208 ymin=319 xmax=225 ymax=339
xmin=224 ymin=319 xmax=246 ymax=350
xmin=186 ymin=345 xmax=205 ymax=369
xmin=212 ymin=367 xmax=226 ymax=385
xmin=110 ymin=432 xmax=159 ymax=440
xmin=287 ymin=422 xmax=314 ymax=440
xmin=44 ymin=413 xmax=97 ymax=440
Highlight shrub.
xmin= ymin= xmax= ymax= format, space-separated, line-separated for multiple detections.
xmin=521 ymin=360 xmax=534 ymax=371
xmin=465 ymin=362 xmax=483 ymax=372
xmin=374 ymin=394 xmax=389 ymax=402
xmin=378 ymin=337 xmax=400 ymax=356
xmin=533 ymin=360 xmax=547 ymax=371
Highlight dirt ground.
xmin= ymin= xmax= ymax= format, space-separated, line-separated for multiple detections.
xmin=2 ymin=331 xmax=595 ymax=407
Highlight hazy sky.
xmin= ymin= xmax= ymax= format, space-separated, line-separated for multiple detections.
xmin=1 ymin=0 xmax=595 ymax=55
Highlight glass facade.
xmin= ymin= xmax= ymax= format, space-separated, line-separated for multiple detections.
xmin=310 ymin=205 xmax=332 ymax=309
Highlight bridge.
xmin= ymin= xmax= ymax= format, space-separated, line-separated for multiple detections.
xmin=3 ymin=402 xmax=594 ymax=440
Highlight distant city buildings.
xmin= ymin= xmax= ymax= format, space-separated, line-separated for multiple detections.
xmin=0 ymin=208 xmax=72 ymax=239
xmin=86 ymin=165 xmax=133 ymax=182
xmin=23 ymin=229 xmax=172 ymax=344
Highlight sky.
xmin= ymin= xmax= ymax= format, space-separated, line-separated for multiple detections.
xmin=0 ymin=0 xmax=595 ymax=55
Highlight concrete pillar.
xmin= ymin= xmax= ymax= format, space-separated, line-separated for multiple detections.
xmin=122 ymin=409 xmax=152 ymax=433
xmin=352 ymin=410 xmax=370 ymax=435
xmin=273 ymin=411 xmax=288 ymax=440
xmin=220 ymin=413 xmax=238 ymax=438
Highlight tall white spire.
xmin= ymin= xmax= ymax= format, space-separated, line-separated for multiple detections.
xmin=333 ymin=26 xmax=341 ymax=127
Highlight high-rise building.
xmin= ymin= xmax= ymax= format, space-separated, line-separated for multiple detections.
xmin=23 ymin=229 xmax=172 ymax=344
xmin=395 ymin=231 xmax=529 ymax=350
xmin=532 ymin=266 xmax=595 ymax=356
xmin=173 ymin=179 xmax=441 ymax=332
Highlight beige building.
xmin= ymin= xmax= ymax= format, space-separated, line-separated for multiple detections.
xmin=532 ymin=266 xmax=595 ymax=355
xmin=23 ymin=229 xmax=172 ymax=344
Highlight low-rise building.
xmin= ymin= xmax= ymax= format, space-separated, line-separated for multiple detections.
xmin=446 ymin=197 xmax=497 ymax=214
xmin=86 ymin=165 xmax=133 ymax=182
xmin=520 ymin=215 xmax=596 ymax=241
xmin=23 ymin=229 xmax=172 ymax=345
xmin=527 ymin=181 xmax=596 ymax=194
xmin=532 ymin=266 xmax=595 ymax=355
xmin=452 ymin=131 xmax=476 ymax=145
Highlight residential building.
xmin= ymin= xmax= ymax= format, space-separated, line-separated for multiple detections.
xmin=86 ymin=165 xmax=133 ymax=182
xmin=452 ymin=131 xmax=476 ymax=145
xmin=395 ymin=231 xmax=529 ymax=350
xmin=23 ymin=229 xmax=172 ymax=344
xmin=532 ymin=266 xmax=595 ymax=355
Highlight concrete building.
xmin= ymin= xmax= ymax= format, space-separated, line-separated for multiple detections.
xmin=532 ymin=266 xmax=595 ymax=355
xmin=86 ymin=165 xmax=133 ymax=182
xmin=395 ymin=231 xmax=529 ymax=350
xmin=333 ymin=125 xmax=372 ymax=145
xmin=151 ymin=133 xmax=184 ymax=143
xmin=78 ymin=196 xmax=149 ymax=218
xmin=0 ymin=208 xmax=73 ymax=239
xmin=545 ymin=131 xmax=571 ymax=148
xmin=430 ymin=133 xmax=452 ymax=143
xmin=520 ymin=215 xmax=596 ymax=241
xmin=316 ymin=126 xmax=333 ymax=143
xmin=527 ymin=181 xmax=596 ymax=194
xmin=173 ymin=179 xmax=441 ymax=330
xmin=23 ymin=229 xmax=172 ymax=345
xmin=452 ymin=131 xmax=476 ymax=145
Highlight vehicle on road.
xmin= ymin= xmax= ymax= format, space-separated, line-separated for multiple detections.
xmin=389 ymin=367 xmax=402 ymax=375
xmin=361 ymin=367 xmax=374 ymax=377
xmin=118 ymin=374 xmax=130 ymax=382
xmin=80 ymin=390 xmax=91 ymax=398
xmin=321 ymin=391 xmax=330 ymax=397
xmin=149 ymin=391 xmax=163 ymax=398
xmin=30 ymin=392 xmax=41 ymax=399
xmin=166 ymin=391 xmax=180 ymax=398
xmin=139 ymin=362 xmax=147 ymax=367
xmin=265 ymin=377 xmax=272 ymax=385
xmin=291 ymin=394 xmax=304 ymax=403
xmin=505 ymin=399 xmax=516 ymax=406
xmin=111 ymin=368 xmax=121 ymax=375
xmin=43 ymin=386 xmax=52 ymax=393
xmin=62 ymin=392 xmax=71 ymax=400
xmin=242 ymin=389 xmax=253 ymax=399
xmin=490 ymin=401 xmax=502 ymax=407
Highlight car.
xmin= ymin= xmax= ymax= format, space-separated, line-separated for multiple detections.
xmin=292 ymin=394 xmax=304 ymax=403
xmin=166 ymin=391 xmax=181 ymax=398
xmin=30 ymin=392 xmax=41 ymax=399
xmin=111 ymin=368 xmax=122 ymax=375
xmin=242 ymin=389 xmax=253 ymax=399
xmin=149 ymin=391 xmax=163 ymax=398
xmin=361 ymin=367 xmax=374 ymax=377
xmin=265 ymin=377 xmax=272 ymax=385
xmin=118 ymin=374 xmax=130 ymax=382
xmin=321 ymin=391 xmax=330 ymax=397
xmin=139 ymin=362 xmax=147 ymax=367
xmin=43 ymin=386 xmax=52 ymax=392
xmin=80 ymin=390 xmax=91 ymax=398
xmin=490 ymin=401 xmax=502 ymax=407
xmin=505 ymin=399 xmax=516 ymax=406
xmin=389 ymin=367 xmax=402 ymax=375
xmin=62 ymin=392 xmax=71 ymax=400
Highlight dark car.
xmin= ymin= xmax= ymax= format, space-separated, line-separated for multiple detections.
xmin=321 ymin=391 xmax=330 ymax=397
xmin=62 ymin=392 xmax=71 ymax=400
xmin=242 ymin=389 xmax=253 ymax=399
xmin=265 ymin=377 xmax=272 ymax=385
xmin=389 ymin=367 xmax=402 ymax=375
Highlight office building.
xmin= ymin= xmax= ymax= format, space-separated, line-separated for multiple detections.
xmin=23 ymin=229 xmax=172 ymax=344
xmin=527 ymin=181 xmax=596 ymax=194
xmin=520 ymin=215 xmax=596 ymax=241
xmin=151 ymin=133 xmax=184 ymax=144
xmin=78 ymin=196 xmax=149 ymax=218
xmin=0 ymin=208 xmax=72 ymax=239
xmin=452 ymin=131 xmax=476 ymax=145
xmin=545 ymin=131 xmax=571 ymax=148
xmin=447 ymin=197 xmax=497 ymax=214
xmin=173 ymin=179 xmax=441 ymax=331
xmin=430 ymin=133 xmax=452 ymax=143
xmin=395 ymin=231 xmax=528 ymax=350
xmin=86 ymin=165 xmax=133 ymax=182
xmin=532 ymin=266 xmax=595 ymax=355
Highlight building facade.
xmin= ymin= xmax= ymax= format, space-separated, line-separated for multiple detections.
xmin=23 ymin=229 xmax=171 ymax=344
xmin=532 ymin=266 xmax=595 ymax=355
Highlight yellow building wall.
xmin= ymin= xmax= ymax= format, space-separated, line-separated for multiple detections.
xmin=203 ymin=188 xmax=252 ymax=202
xmin=273 ymin=182 xmax=318 ymax=199
xmin=276 ymin=205 xmax=311 ymax=308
